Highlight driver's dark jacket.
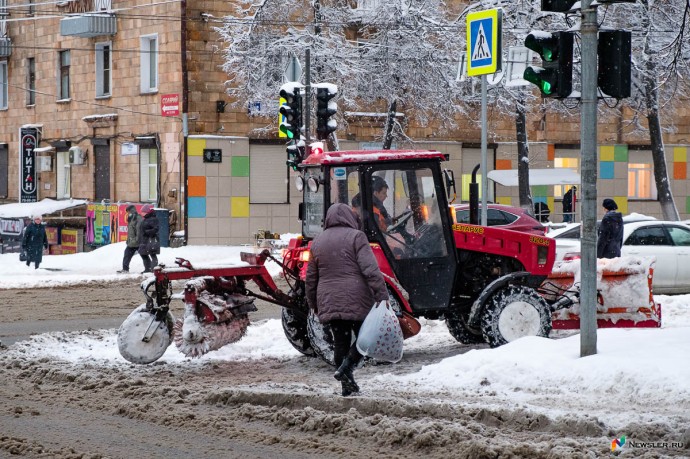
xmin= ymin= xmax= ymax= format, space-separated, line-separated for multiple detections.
xmin=306 ymin=203 xmax=388 ymax=323
xmin=597 ymin=210 xmax=623 ymax=258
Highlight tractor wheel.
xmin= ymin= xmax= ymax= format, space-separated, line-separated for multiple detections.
xmin=480 ymin=285 xmax=552 ymax=348
xmin=281 ymin=307 xmax=316 ymax=357
xmin=118 ymin=304 xmax=174 ymax=364
xmin=446 ymin=309 xmax=486 ymax=345
xmin=306 ymin=309 xmax=336 ymax=366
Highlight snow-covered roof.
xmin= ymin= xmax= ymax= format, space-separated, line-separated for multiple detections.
xmin=0 ymin=198 xmax=88 ymax=219
xmin=488 ymin=168 xmax=580 ymax=186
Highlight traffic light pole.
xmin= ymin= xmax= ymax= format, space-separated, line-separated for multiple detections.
xmin=580 ymin=0 xmax=598 ymax=357
xmin=480 ymin=75 xmax=488 ymax=226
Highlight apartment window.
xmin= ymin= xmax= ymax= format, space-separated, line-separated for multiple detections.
xmin=139 ymin=148 xmax=158 ymax=202
xmin=56 ymin=151 xmax=71 ymax=198
xmin=140 ymin=35 xmax=158 ymax=93
xmin=58 ymin=50 xmax=70 ymax=100
xmin=95 ymin=42 xmax=111 ymax=97
xmin=554 ymin=157 xmax=579 ymax=196
xmin=27 ymin=58 xmax=35 ymax=105
xmin=628 ymin=163 xmax=657 ymax=199
xmin=0 ymin=61 xmax=6 ymax=109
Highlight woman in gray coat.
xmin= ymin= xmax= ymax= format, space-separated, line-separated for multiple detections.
xmin=306 ymin=203 xmax=389 ymax=396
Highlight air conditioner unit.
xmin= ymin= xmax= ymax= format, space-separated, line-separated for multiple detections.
xmin=37 ymin=156 xmax=53 ymax=172
xmin=68 ymin=146 xmax=86 ymax=165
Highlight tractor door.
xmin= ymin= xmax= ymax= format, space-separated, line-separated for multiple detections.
xmin=362 ymin=164 xmax=457 ymax=314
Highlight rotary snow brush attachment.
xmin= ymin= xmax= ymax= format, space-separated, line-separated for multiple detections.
xmin=544 ymin=256 xmax=661 ymax=330
xmin=174 ymin=280 xmax=258 ymax=358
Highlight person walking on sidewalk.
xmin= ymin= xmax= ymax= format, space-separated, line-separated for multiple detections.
xmin=117 ymin=205 xmax=141 ymax=273
xmin=562 ymin=186 xmax=577 ymax=222
xmin=22 ymin=214 xmax=48 ymax=269
xmin=305 ymin=203 xmax=389 ymax=396
xmin=138 ymin=204 xmax=160 ymax=273
xmin=597 ymin=198 xmax=624 ymax=259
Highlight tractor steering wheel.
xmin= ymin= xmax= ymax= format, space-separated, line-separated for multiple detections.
xmin=386 ymin=210 xmax=413 ymax=235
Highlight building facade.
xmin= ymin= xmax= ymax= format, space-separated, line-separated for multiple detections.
xmin=1 ymin=0 xmax=689 ymax=248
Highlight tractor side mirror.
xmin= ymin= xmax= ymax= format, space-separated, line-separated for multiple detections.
xmin=443 ymin=169 xmax=457 ymax=204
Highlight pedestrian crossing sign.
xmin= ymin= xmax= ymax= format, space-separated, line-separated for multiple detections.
xmin=466 ymin=8 xmax=503 ymax=77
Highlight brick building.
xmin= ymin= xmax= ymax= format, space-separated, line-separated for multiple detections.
xmin=0 ymin=0 xmax=689 ymax=247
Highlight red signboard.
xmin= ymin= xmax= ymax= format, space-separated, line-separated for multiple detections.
xmin=161 ymin=93 xmax=180 ymax=117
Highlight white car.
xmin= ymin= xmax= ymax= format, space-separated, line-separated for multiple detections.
xmin=551 ymin=219 xmax=690 ymax=294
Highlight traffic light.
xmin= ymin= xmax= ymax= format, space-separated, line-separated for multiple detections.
xmin=286 ymin=142 xmax=305 ymax=171
xmin=598 ymin=30 xmax=631 ymax=99
xmin=315 ymin=86 xmax=337 ymax=140
xmin=523 ymin=31 xmax=574 ymax=98
xmin=541 ymin=0 xmax=577 ymax=12
xmin=279 ymin=87 xmax=302 ymax=140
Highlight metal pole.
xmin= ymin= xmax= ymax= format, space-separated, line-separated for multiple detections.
xmin=480 ymin=74 xmax=488 ymax=226
xmin=305 ymin=49 xmax=311 ymax=144
xmin=580 ymin=0 xmax=598 ymax=357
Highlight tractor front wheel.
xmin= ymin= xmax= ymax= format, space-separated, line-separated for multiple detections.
xmin=446 ymin=309 xmax=486 ymax=345
xmin=480 ymin=285 xmax=552 ymax=348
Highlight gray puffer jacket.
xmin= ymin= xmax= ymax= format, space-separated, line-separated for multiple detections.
xmin=306 ymin=203 xmax=388 ymax=323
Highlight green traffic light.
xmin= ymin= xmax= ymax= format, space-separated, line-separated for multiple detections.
xmin=280 ymin=123 xmax=295 ymax=139
xmin=523 ymin=67 xmax=554 ymax=96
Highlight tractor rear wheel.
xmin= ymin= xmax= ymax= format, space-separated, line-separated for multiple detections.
xmin=480 ymin=285 xmax=552 ymax=348
xmin=281 ymin=307 xmax=316 ymax=357
xmin=446 ymin=309 xmax=486 ymax=345
xmin=306 ymin=309 xmax=336 ymax=366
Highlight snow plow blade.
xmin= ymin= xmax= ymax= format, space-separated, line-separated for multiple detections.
xmin=543 ymin=256 xmax=661 ymax=329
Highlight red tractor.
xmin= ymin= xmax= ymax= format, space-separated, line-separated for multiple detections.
xmin=117 ymin=149 xmax=571 ymax=364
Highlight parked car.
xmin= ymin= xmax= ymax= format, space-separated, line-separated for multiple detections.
xmin=452 ymin=203 xmax=546 ymax=235
xmin=552 ymin=219 xmax=690 ymax=294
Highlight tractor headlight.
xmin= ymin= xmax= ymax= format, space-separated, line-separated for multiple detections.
xmin=295 ymin=175 xmax=305 ymax=192
xmin=307 ymin=176 xmax=320 ymax=192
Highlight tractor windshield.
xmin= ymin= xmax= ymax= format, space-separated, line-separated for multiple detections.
xmin=369 ymin=167 xmax=448 ymax=259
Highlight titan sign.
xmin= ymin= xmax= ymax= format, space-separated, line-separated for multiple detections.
xmin=20 ymin=127 xmax=39 ymax=203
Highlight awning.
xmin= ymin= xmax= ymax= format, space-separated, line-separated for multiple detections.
xmin=487 ymin=168 xmax=580 ymax=186
xmin=0 ymin=198 xmax=88 ymax=219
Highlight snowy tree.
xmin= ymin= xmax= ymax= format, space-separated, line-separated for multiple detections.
xmin=215 ymin=0 xmax=464 ymax=147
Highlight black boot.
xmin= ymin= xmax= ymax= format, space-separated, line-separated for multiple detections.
xmin=334 ymin=357 xmax=359 ymax=396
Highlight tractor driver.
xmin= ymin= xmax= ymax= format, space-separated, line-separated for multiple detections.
xmin=371 ymin=176 xmax=393 ymax=232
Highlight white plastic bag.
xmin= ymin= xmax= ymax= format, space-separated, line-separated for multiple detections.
xmin=356 ymin=301 xmax=404 ymax=363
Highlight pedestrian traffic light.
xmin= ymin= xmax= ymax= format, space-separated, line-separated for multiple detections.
xmin=279 ymin=86 xmax=303 ymax=140
xmin=541 ymin=0 xmax=577 ymax=12
xmin=315 ymin=85 xmax=338 ymax=140
xmin=523 ymin=31 xmax=574 ymax=98
xmin=598 ymin=30 xmax=631 ymax=99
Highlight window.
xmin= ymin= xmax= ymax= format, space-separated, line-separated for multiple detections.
xmin=554 ymin=157 xmax=578 ymax=196
xmin=58 ymin=50 xmax=70 ymax=100
xmin=140 ymin=35 xmax=158 ymax=93
xmin=139 ymin=148 xmax=158 ymax=202
xmin=56 ymin=151 xmax=71 ymax=198
xmin=27 ymin=58 xmax=35 ymax=105
xmin=0 ymin=60 xmax=7 ymax=109
xmin=626 ymin=226 xmax=670 ymax=246
xmin=628 ymin=163 xmax=657 ymax=199
xmin=95 ymin=42 xmax=111 ymax=97
xmin=668 ymin=225 xmax=690 ymax=247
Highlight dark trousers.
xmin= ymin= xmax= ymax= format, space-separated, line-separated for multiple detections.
xmin=122 ymin=246 xmax=138 ymax=271
xmin=141 ymin=253 xmax=158 ymax=272
xmin=329 ymin=319 xmax=363 ymax=368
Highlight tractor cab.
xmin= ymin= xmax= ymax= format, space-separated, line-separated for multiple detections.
xmin=298 ymin=150 xmax=458 ymax=314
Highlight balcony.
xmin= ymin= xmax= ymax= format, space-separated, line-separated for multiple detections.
xmin=0 ymin=37 xmax=10 ymax=57
xmin=59 ymin=0 xmax=115 ymax=38
xmin=60 ymin=14 xmax=116 ymax=37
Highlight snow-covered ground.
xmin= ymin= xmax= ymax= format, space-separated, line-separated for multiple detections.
xmin=2 ymin=242 xmax=689 ymax=447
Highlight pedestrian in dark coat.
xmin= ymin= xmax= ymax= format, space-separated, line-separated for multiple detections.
xmin=117 ymin=205 xmax=141 ymax=273
xmin=138 ymin=204 xmax=160 ymax=273
xmin=22 ymin=214 xmax=48 ymax=269
xmin=562 ymin=186 xmax=576 ymax=222
xmin=597 ymin=198 xmax=624 ymax=258
xmin=306 ymin=203 xmax=389 ymax=396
